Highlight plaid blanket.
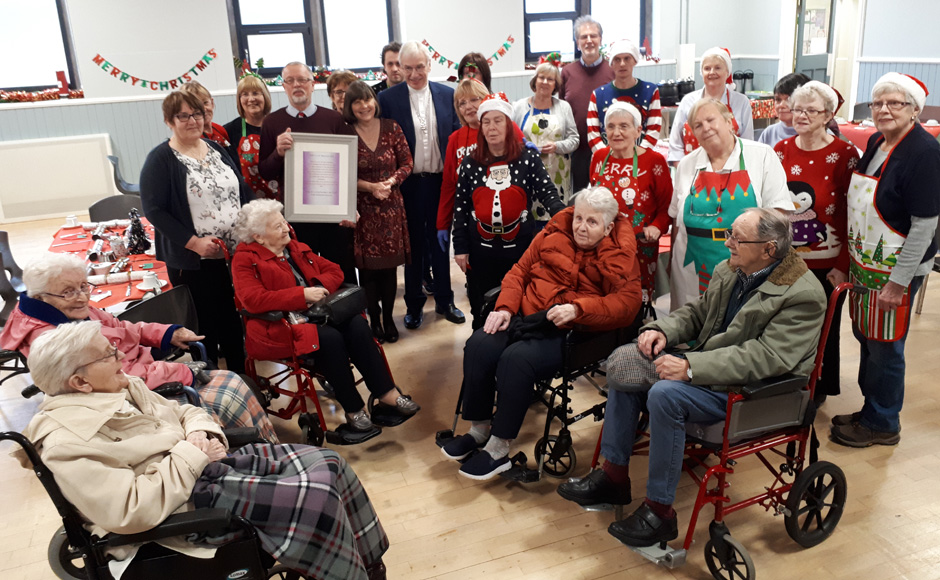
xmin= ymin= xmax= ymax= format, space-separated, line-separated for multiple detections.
xmin=197 ymin=370 xmax=279 ymax=443
xmin=192 ymin=444 xmax=388 ymax=580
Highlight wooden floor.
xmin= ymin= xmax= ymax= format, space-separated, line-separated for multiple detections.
xmin=2 ymin=216 xmax=940 ymax=580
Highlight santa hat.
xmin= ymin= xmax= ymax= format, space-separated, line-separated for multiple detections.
xmin=607 ymin=39 xmax=641 ymax=64
xmin=873 ymin=72 xmax=928 ymax=111
xmin=606 ymin=101 xmax=643 ymax=129
xmin=701 ymin=46 xmax=733 ymax=85
xmin=477 ymin=92 xmax=513 ymax=121
xmin=801 ymin=80 xmax=844 ymax=113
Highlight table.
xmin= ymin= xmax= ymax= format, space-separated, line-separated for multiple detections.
xmin=48 ymin=220 xmax=170 ymax=310
xmin=839 ymin=122 xmax=940 ymax=151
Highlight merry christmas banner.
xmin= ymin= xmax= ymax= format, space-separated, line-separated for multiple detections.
xmin=90 ymin=49 xmax=219 ymax=91
xmin=420 ymin=35 xmax=515 ymax=70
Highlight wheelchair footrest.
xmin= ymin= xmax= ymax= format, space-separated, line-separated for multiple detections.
xmin=326 ymin=424 xmax=382 ymax=446
xmin=371 ymin=406 xmax=416 ymax=427
xmin=627 ymin=542 xmax=687 ymax=569
xmin=499 ymin=452 xmax=541 ymax=483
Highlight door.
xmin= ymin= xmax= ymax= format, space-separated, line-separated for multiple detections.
xmin=795 ymin=0 xmax=837 ymax=81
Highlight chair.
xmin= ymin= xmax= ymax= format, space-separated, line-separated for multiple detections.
xmin=117 ymin=285 xmax=200 ymax=362
xmin=88 ymin=194 xmax=143 ymax=222
xmin=914 ymin=225 xmax=940 ymax=315
xmin=0 ymin=231 xmax=25 ymax=293
xmin=107 ymin=155 xmax=141 ymax=195
xmin=435 ymin=286 xmax=642 ymax=482
xmin=0 ymin=255 xmax=20 ymax=328
xmin=2 ymin=430 xmax=274 ymax=580
xmin=589 ymin=284 xmax=852 ymax=580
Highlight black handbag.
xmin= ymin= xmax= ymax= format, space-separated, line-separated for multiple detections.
xmin=304 ymin=285 xmax=367 ymax=326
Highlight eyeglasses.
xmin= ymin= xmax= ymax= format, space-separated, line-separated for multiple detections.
xmin=73 ymin=340 xmax=120 ymax=375
xmin=282 ymin=78 xmax=313 ymax=86
xmin=331 ymin=89 xmax=346 ymax=98
xmin=869 ymin=100 xmax=911 ymax=111
xmin=457 ymin=97 xmax=482 ymax=109
xmin=791 ymin=108 xmax=825 ymax=118
xmin=174 ymin=112 xmax=205 ymax=123
xmin=723 ymin=231 xmax=770 ymax=245
xmin=43 ymin=282 xmax=95 ymax=301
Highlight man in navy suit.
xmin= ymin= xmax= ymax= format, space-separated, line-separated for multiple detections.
xmin=378 ymin=41 xmax=465 ymax=329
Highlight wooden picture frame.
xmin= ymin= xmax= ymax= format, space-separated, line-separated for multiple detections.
xmin=283 ymin=132 xmax=358 ymax=223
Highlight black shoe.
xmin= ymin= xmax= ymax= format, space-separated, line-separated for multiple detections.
xmin=384 ymin=318 xmax=399 ymax=343
xmin=608 ymin=503 xmax=678 ymax=547
xmin=459 ymin=450 xmax=511 ymax=480
xmin=441 ymin=433 xmax=485 ymax=461
xmin=436 ymin=303 xmax=466 ymax=324
xmin=557 ymin=469 xmax=632 ymax=506
xmin=404 ymin=311 xmax=423 ymax=330
xmin=371 ymin=319 xmax=385 ymax=343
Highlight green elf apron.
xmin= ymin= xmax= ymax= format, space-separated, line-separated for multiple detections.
xmin=683 ymin=138 xmax=757 ymax=294
xmin=238 ymin=118 xmax=277 ymax=199
xmin=846 ymin=146 xmax=910 ymax=342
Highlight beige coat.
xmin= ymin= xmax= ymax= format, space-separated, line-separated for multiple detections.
xmin=19 ymin=376 xmax=225 ymax=560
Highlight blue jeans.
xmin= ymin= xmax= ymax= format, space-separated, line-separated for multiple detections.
xmin=853 ymin=275 xmax=923 ymax=433
xmin=601 ymin=380 xmax=728 ymax=505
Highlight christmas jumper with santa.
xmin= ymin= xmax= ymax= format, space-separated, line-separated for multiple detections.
xmin=453 ymin=148 xmax=566 ymax=262
xmin=774 ymin=136 xmax=859 ymax=272
xmin=586 ymin=81 xmax=662 ymax=152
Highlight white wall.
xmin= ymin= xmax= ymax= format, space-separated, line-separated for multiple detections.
xmin=687 ymin=0 xmax=784 ymax=56
xmin=861 ymin=0 xmax=940 ymax=58
xmin=65 ymin=0 xmax=235 ymax=99
xmin=398 ymin=0 xmax=525 ymax=79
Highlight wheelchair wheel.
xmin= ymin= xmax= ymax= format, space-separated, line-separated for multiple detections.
xmin=785 ymin=460 xmax=847 ymax=548
xmin=298 ymin=412 xmax=325 ymax=446
xmin=535 ymin=435 xmax=577 ymax=478
xmin=47 ymin=526 xmax=86 ymax=580
xmin=704 ymin=533 xmax=755 ymax=580
xmin=267 ymin=564 xmax=308 ymax=579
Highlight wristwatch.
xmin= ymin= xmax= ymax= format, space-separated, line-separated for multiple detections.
xmin=686 ymin=366 xmax=693 ymax=381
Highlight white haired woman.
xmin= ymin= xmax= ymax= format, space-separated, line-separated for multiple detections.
xmin=667 ymin=47 xmax=755 ymax=165
xmin=512 ymin=60 xmax=579 ymax=216
xmin=230 ymin=199 xmax=420 ymax=433
xmin=20 ymin=320 xmax=389 ymax=579
xmin=589 ymin=101 xmax=672 ymax=302
xmin=774 ymin=80 xmax=859 ymax=405
xmin=669 ymin=98 xmax=793 ymax=310
xmin=441 ymin=187 xmax=642 ymax=480
xmin=0 ymin=252 xmax=278 ymax=441
xmin=830 ymin=72 xmax=940 ymax=447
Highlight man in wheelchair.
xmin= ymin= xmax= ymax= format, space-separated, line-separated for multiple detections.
xmin=558 ymin=207 xmax=826 ymax=547
xmin=441 ymin=187 xmax=642 ymax=480
xmin=17 ymin=320 xmax=389 ymax=579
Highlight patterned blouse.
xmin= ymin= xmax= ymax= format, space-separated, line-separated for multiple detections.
xmin=172 ymin=146 xmax=242 ymax=255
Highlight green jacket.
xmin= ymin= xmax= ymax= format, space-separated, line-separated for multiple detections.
xmin=645 ymin=249 xmax=826 ymax=390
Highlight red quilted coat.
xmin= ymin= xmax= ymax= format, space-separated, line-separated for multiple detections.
xmin=232 ymin=239 xmax=344 ymax=360
xmin=494 ymin=207 xmax=643 ymax=331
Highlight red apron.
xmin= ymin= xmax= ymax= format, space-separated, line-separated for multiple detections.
xmin=238 ymin=119 xmax=277 ymax=199
xmin=681 ymin=88 xmax=741 ymax=155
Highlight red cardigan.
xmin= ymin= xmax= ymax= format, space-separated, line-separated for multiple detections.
xmin=232 ymin=239 xmax=344 ymax=360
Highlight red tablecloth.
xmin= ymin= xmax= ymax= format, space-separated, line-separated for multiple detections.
xmin=840 ymin=122 xmax=940 ymax=151
xmin=48 ymin=220 xmax=170 ymax=310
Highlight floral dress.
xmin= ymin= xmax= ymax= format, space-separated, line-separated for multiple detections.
xmin=354 ymin=119 xmax=414 ymax=270
xmin=172 ymin=146 xmax=242 ymax=253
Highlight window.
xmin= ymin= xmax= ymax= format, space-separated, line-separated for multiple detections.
xmin=321 ymin=0 xmax=391 ymax=70
xmin=0 ymin=0 xmax=76 ymax=91
xmin=232 ymin=0 xmax=315 ymax=77
xmin=524 ymin=0 xmax=580 ymax=61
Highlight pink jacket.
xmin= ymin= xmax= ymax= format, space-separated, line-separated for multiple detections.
xmin=0 ymin=295 xmax=192 ymax=389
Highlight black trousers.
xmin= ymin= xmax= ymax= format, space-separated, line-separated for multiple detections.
xmin=461 ymin=327 xmax=565 ymax=440
xmin=467 ymin=251 xmax=521 ymax=329
xmin=401 ymin=173 xmax=453 ymax=312
xmin=359 ymin=268 xmax=397 ymax=323
xmin=303 ymin=315 xmax=396 ymax=413
xmin=168 ymin=259 xmax=245 ymax=374
xmin=292 ymin=222 xmax=358 ymax=285
xmin=571 ymin=147 xmax=592 ymax=194
xmin=812 ymin=268 xmax=845 ymax=397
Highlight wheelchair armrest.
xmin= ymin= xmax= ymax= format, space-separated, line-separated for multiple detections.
xmin=104 ymin=509 xmax=233 ymax=548
xmin=153 ymin=382 xmax=202 ymax=406
xmin=563 ymin=328 xmax=624 ymax=371
xmin=739 ymin=374 xmax=809 ymax=400
xmin=479 ymin=287 xmax=502 ymax=319
xmin=240 ymin=309 xmax=285 ymax=323
xmin=224 ymin=427 xmax=263 ymax=448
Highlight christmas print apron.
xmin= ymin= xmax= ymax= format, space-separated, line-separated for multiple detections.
xmin=238 ymin=119 xmax=277 ymax=199
xmin=846 ymin=158 xmax=909 ymax=342
xmin=521 ymin=105 xmax=572 ymax=216
xmin=683 ymin=139 xmax=757 ymax=294
xmin=681 ymin=89 xmax=741 ymax=155
xmin=594 ymin=149 xmax=658 ymax=300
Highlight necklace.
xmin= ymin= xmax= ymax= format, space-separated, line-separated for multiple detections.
xmin=410 ymin=87 xmax=431 ymax=133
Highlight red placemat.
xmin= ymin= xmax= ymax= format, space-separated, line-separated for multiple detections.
xmin=840 ymin=122 xmax=940 ymax=151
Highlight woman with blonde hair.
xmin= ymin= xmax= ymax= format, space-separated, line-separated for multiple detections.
xmin=224 ymin=74 xmax=276 ymax=198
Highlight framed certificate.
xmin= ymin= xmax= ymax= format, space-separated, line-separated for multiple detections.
xmin=283 ymin=132 xmax=358 ymax=223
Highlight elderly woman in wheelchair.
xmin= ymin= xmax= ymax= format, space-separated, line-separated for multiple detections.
xmin=17 ymin=321 xmax=389 ymax=580
xmin=441 ymin=186 xmax=642 ymax=480
xmin=557 ymin=208 xmax=827 ymax=549
xmin=0 ymin=252 xmax=277 ymax=441
xmin=231 ymin=199 xmax=420 ymax=435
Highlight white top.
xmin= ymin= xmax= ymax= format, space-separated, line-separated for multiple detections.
xmin=668 ymin=138 xmax=794 ymax=310
xmin=667 ymin=87 xmax=755 ymax=163
xmin=408 ymin=84 xmax=443 ymax=173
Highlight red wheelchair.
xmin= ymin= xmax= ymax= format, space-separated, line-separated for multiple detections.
xmin=585 ymin=283 xmax=853 ymax=579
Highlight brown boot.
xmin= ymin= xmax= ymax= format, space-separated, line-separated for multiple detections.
xmin=366 ymin=559 xmax=387 ymax=580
